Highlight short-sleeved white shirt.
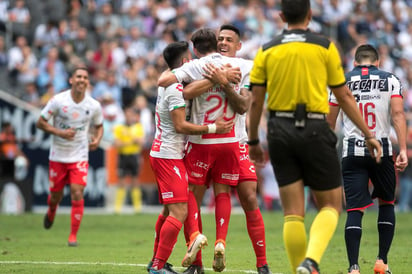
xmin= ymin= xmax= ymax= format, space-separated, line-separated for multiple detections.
xmin=150 ymin=83 xmax=187 ymax=159
xmin=40 ymin=90 xmax=103 ymax=163
xmin=173 ymin=52 xmax=250 ymax=144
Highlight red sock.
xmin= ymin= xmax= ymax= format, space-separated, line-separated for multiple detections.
xmin=152 ymin=216 xmax=182 ymax=269
xmin=246 ymin=208 xmax=267 ymax=267
xmin=70 ymin=199 xmax=84 ymax=237
xmin=184 ymin=191 xmax=200 ymax=241
xmin=192 ymin=210 xmax=203 ymax=266
xmin=152 ymin=214 xmax=167 ymax=261
xmin=47 ymin=195 xmax=58 ymax=221
xmin=215 ymin=193 xmax=231 ymax=243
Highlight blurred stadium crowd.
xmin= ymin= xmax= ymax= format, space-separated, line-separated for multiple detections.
xmin=1 ymin=0 xmax=412 ymax=211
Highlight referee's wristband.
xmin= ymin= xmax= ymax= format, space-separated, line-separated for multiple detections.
xmin=247 ymin=139 xmax=260 ymax=146
xmin=207 ymin=123 xmax=217 ymax=134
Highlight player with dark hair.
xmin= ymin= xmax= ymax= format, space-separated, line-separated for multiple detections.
xmin=328 ymin=44 xmax=407 ymax=274
xmin=37 ymin=67 xmax=103 ymax=247
xmin=180 ymin=24 xmax=272 ymax=274
xmin=247 ymin=1 xmax=382 ymax=273
xmin=148 ymin=41 xmax=233 ymax=274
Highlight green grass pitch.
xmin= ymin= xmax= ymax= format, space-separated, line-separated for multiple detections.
xmin=1 ymin=210 xmax=411 ymax=273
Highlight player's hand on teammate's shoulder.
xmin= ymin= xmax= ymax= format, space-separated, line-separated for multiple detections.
xmin=203 ymin=63 xmax=229 ymax=86
xmin=215 ymin=116 xmax=234 ymax=134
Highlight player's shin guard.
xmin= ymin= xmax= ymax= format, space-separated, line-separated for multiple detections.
xmin=70 ymin=199 xmax=84 ymax=237
xmin=152 ymin=214 xmax=167 ymax=261
xmin=284 ymin=215 xmax=306 ymax=272
xmin=245 ymin=208 xmax=267 ymax=267
xmin=377 ymin=204 xmax=395 ymax=263
xmin=215 ymin=193 xmax=231 ymax=243
xmin=153 ymin=216 xmax=182 ymax=270
xmin=47 ymin=195 xmax=58 ymax=221
xmin=345 ymin=210 xmax=363 ymax=267
xmin=307 ymin=206 xmax=339 ymax=264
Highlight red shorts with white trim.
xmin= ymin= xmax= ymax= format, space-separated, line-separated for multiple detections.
xmin=184 ymin=142 xmax=240 ymax=187
xmin=150 ymin=156 xmax=188 ymax=204
xmin=238 ymin=144 xmax=257 ymax=184
xmin=49 ymin=161 xmax=88 ymax=192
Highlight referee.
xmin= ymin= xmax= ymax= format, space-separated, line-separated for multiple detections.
xmin=247 ymin=1 xmax=382 ymax=274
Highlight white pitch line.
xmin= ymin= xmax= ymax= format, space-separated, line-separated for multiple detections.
xmin=0 ymin=260 xmax=283 ymax=273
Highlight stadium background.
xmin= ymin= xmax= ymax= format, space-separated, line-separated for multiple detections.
xmin=1 ymin=0 xmax=412 ymax=213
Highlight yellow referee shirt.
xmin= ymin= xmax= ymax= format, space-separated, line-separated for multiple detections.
xmin=250 ymin=29 xmax=346 ymax=114
xmin=113 ymin=123 xmax=145 ymax=155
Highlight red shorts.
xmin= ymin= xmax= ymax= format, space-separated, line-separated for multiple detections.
xmin=150 ymin=156 xmax=188 ymax=204
xmin=49 ymin=161 xmax=88 ymax=192
xmin=184 ymin=142 xmax=240 ymax=187
xmin=238 ymin=144 xmax=257 ymax=183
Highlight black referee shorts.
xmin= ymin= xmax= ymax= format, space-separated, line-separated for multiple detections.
xmin=118 ymin=154 xmax=140 ymax=177
xmin=342 ymin=156 xmax=396 ymax=211
xmin=266 ymin=116 xmax=342 ymax=190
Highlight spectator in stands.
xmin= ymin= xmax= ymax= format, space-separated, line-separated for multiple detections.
xmin=33 ymin=19 xmax=61 ymax=54
xmin=7 ymin=0 xmax=31 ymax=40
xmin=0 ymin=121 xmax=26 ymax=178
xmin=93 ymin=2 xmax=121 ymax=42
xmin=20 ymin=81 xmax=40 ymax=107
xmin=91 ymin=69 xmax=122 ymax=107
xmin=0 ymin=35 xmax=7 ymax=69
xmin=15 ymin=45 xmax=38 ymax=86
xmin=7 ymin=35 xmax=27 ymax=87
xmin=37 ymin=46 xmax=68 ymax=94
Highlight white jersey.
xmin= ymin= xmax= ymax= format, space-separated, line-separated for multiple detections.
xmin=40 ymin=90 xmax=103 ymax=163
xmin=150 ymin=83 xmax=187 ymax=159
xmin=329 ymin=65 xmax=403 ymax=157
xmin=173 ymin=52 xmax=249 ymax=145
xmin=234 ymin=58 xmax=253 ymax=144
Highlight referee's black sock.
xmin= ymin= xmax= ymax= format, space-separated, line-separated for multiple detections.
xmin=344 ymin=210 xmax=363 ymax=267
xmin=377 ymin=204 xmax=395 ymax=264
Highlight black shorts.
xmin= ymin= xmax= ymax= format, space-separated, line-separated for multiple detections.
xmin=267 ymin=117 xmax=341 ymax=190
xmin=118 ymin=154 xmax=140 ymax=177
xmin=342 ymin=156 xmax=396 ymax=211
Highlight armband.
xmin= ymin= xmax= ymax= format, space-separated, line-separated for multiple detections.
xmin=247 ymin=139 xmax=260 ymax=146
xmin=207 ymin=123 xmax=217 ymax=134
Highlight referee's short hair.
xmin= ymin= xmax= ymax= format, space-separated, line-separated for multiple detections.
xmin=281 ymin=0 xmax=310 ymax=25
xmin=354 ymin=44 xmax=379 ymax=63
xmin=163 ymin=41 xmax=189 ymax=70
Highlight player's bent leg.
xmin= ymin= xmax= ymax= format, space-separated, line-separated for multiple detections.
xmin=279 ymin=180 xmax=307 ymax=272
xmin=151 ymin=203 xmax=185 ymax=271
xmin=302 ymin=187 xmax=342 ymax=271
xmin=68 ymin=184 xmax=85 ymax=246
xmin=237 ymin=180 xmax=270 ymax=271
xmin=44 ymin=190 xmax=63 ymax=229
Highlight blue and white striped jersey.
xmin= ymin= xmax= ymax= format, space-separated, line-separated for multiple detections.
xmin=329 ymin=65 xmax=403 ymax=157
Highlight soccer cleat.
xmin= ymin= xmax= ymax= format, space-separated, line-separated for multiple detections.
xmin=147 ymin=262 xmax=176 ymax=273
xmin=149 ymin=266 xmax=179 ymax=274
xmin=374 ymin=258 xmax=392 ymax=274
xmin=296 ymin=258 xmax=320 ymax=274
xmin=43 ymin=213 xmax=54 ymax=229
xmin=68 ymin=234 xmax=78 ymax=247
xmin=182 ymin=233 xmax=208 ymax=267
xmin=348 ymin=264 xmax=360 ymax=274
xmin=182 ymin=265 xmax=205 ymax=274
xmin=212 ymin=241 xmax=226 ymax=272
xmin=258 ymin=264 xmax=273 ymax=274
xmin=147 ymin=261 xmax=153 ymax=272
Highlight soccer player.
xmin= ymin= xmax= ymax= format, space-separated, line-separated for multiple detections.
xmin=158 ymin=28 xmax=246 ymax=273
xmin=247 ymin=1 xmax=382 ymax=274
xmin=148 ymin=41 xmax=234 ymax=274
xmin=113 ymin=106 xmax=145 ymax=213
xmin=328 ymin=44 xmax=408 ymax=274
xmin=37 ymin=67 xmax=103 ymax=246
xmin=181 ymin=24 xmax=271 ymax=274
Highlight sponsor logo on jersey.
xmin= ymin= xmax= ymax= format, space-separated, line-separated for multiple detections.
xmin=162 ymin=192 xmax=174 ymax=199
xmin=282 ymin=33 xmax=306 ymax=43
xmin=347 ymin=79 xmax=386 ymax=91
xmin=195 ymin=160 xmax=209 ymax=170
xmin=221 ymin=173 xmax=239 ymax=180
xmin=361 ymin=94 xmax=381 ymax=101
xmin=191 ymin=172 xmax=203 ymax=178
